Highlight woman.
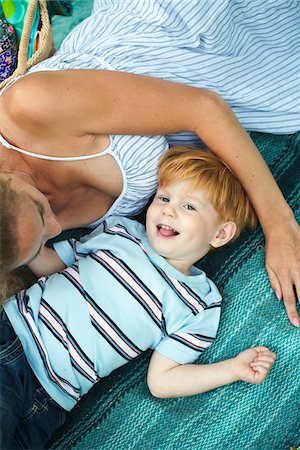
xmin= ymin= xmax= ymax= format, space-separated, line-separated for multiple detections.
xmin=0 ymin=0 xmax=299 ymax=325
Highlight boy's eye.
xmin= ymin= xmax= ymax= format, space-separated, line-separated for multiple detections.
xmin=158 ymin=196 xmax=169 ymax=202
xmin=183 ymin=204 xmax=196 ymax=211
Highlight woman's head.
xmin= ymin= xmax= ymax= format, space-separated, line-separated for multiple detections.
xmin=0 ymin=177 xmax=19 ymax=292
xmin=0 ymin=174 xmax=62 ymax=302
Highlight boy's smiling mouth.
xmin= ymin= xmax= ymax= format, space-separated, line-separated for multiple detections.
xmin=157 ymin=224 xmax=179 ymax=237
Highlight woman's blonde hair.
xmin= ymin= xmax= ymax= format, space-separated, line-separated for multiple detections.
xmin=158 ymin=146 xmax=257 ymax=240
xmin=0 ymin=177 xmax=25 ymax=304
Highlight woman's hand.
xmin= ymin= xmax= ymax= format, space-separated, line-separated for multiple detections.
xmin=265 ymin=218 xmax=300 ymax=327
xmin=234 ymin=347 xmax=276 ymax=385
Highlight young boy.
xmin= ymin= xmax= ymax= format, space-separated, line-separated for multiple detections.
xmin=1 ymin=147 xmax=276 ymax=449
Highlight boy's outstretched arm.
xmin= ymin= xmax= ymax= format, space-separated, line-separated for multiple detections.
xmin=147 ymin=347 xmax=276 ymax=398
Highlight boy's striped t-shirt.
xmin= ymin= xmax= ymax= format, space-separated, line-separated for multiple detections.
xmin=4 ymin=217 xmax=222 ymax=411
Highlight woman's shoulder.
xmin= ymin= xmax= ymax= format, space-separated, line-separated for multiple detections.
xmin=0 ymin=73 xmax=53 ymax=129
xmin=0 ymin=75 xmax=41 ymax=154
xmin=0 ymin=71 xmax=103 ymax=158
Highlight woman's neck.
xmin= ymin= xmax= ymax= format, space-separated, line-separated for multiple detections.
xmin=0 ymin=144 xmax=36 ymax=177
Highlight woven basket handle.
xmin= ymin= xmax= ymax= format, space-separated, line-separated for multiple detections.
xmin=17 ymin=0 xmax=39 ymax=73
xmin=17 ymin=0 xmax=53 ymax=73
xmin=0 ymin=0 xmax=53 ymax=89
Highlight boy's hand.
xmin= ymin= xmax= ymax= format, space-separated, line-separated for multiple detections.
xmin=234 ymin=347 xmax=276 ymax=384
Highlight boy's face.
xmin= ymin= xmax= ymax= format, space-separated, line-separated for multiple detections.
xmin=146 ymin=180 xmax=222 ymax=275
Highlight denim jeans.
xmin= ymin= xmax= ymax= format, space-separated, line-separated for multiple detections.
xmin=0 ymin=308 xmax=66 ymax=449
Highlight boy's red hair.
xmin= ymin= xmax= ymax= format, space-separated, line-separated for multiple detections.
xmin=158 ymin=146 xmax=257 ymax=240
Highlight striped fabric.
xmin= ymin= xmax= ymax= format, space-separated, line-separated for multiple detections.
xmin=31 ymin=0 xmax=300 ymax=135
xmin=4 ymin=217 xmax=222 ymax=411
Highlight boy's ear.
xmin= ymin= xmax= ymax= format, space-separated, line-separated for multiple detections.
xmin=210 ymin=221 xmax=237 ymax=248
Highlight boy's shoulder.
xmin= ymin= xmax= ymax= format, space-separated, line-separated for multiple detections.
xmin=104 ymin=216 xmax=145 ymax=235
xmin=178 ymin=266 xmax=223 ymax=309
xmin=82 ymin=216 xmax=146 ymax=247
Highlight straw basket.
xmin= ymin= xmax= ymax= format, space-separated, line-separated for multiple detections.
xmin=0 ymin=0 xmax=53 ymax=89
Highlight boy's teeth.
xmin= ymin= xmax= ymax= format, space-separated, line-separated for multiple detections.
xmin=158 ymin=224 xmax=179 ymax=236
xmin=160 ymin=224 xmax=175 ymax=231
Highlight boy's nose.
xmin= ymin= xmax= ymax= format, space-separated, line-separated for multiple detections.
xmin=163 ymin=204 xmax=175 ymax=217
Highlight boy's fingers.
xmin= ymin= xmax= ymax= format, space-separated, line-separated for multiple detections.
xmin=252 ymin=361 xmax=273 ymax=371
xmin=252 ymin=346 xmax=269 ymax=353
xmin=253 ymin=360 xmax=274 ymax=368
xmin=254 ymin=353 xmax=276 ymax=363
xmin=253 ymin=365 xmax=270 ymax=377
xmin=253 ymin=348 xmax=276 ymax=360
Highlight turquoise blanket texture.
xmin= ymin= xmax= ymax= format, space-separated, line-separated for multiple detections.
xmin=49 ymin=4 xmax=300 ymax=449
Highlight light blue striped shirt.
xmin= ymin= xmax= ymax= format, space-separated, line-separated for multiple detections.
xmin=4 ymin=217 xmax=222 ymax=411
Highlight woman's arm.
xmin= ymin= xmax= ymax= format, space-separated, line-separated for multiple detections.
xmin=7 ymin=70 xmax=300 ymax=325
xmin=147 ymin=347 xmax=276 ymax=398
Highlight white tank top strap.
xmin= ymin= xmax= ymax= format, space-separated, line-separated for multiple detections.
xmin=0 ymin=133 xmax=113 ymax=160
xmin=0 ymin=74 xmax=24 ymax=97
xmin=0 ymin=121 xmax=113 ymax=162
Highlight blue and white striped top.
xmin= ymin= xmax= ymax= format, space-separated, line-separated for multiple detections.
xmin=30 ymin=0 xmax=300 ymax=134
xmin=4 ymin=217 xmax=222 ymax=411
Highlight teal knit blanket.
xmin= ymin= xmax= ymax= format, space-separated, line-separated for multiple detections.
xmin=49 ymin=132 xmax=299 ymax=450
xmin=49 ymin=4 xmax=300 ymax=449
